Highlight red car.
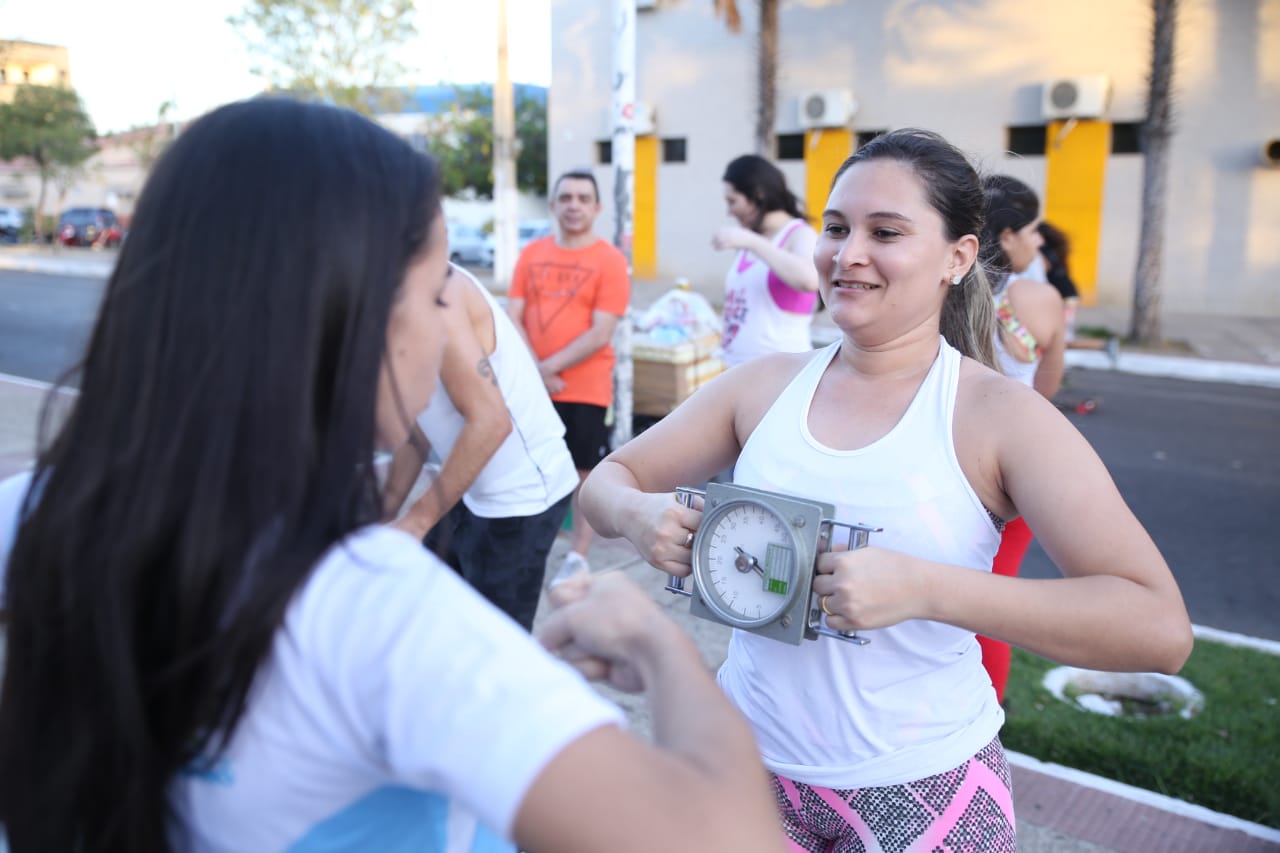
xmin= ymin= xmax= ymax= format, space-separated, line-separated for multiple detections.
xmin=57 ymin=207 xmax=124 ymax=248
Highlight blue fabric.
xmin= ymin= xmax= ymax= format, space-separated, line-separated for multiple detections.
xmin=287 ymin=786 xmax=513 ymax=853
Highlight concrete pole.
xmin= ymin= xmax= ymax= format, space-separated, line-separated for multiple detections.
xmin=610 ymin=0 xmax=636 ymax=448
xmin=492 ymin=0 xmax=518 ymax=289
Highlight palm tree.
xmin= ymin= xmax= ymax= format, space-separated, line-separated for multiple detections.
xmin=1130 ymin=0 xmax=1178 ymax=344
xmin=714 ymin=0 xmax=779 ymax=157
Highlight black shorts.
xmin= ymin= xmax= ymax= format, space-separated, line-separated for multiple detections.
xmin=424 ymin=493 xmax=572 ymax=631
xmin=553 ymin=401 xmax=611 ymax=471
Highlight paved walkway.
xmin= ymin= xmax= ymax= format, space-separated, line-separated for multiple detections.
xmin=2 ymin=248 xmax=1279 ymax=850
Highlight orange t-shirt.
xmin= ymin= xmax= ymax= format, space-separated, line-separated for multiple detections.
xmin=509 ymin=237 xmax=631 ymax=407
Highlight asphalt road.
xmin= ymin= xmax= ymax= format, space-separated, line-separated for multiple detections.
xmin=1023 ymin=368 xmax=1280 ymax=642
xmin=4 ymin=269 xmax=1278 ymax=641
xmin=0 ymin=270 xmax=103 ymax=385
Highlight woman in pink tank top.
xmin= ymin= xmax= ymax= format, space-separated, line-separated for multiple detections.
xmin=714 ymin=155 xmax=820 ymax=367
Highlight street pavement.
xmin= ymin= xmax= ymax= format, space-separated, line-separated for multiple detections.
xmin=2 ymin=246 xmax=1279 ymax=850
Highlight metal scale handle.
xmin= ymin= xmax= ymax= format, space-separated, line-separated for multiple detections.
xmin=810 ymin=518 xmax=882 ymax=645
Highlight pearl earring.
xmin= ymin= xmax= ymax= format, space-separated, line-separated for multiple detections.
xmin=951 ymin=274 xmax=964 ymax=286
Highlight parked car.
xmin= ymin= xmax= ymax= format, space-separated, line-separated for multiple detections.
xmin=0 ymin=206 xmax=25 ymax=244
xmin=446 ymin=221 xmax=494 ymax=267
xmin=57 ymin=207 xmax=124 ymax=248
xmin=517 ymin=219 xmax=553 ymax=251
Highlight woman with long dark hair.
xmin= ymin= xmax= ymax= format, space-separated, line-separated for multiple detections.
xmin=715 ymin=154 xmax=820 ymax=367
xmin=0 ymin=98 xmax=784 ymax=853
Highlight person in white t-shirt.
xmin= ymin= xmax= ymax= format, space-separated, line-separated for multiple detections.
xmin=580 ymin=129 xmax=1192 ymax=851
xmin=0 ymin=98 xmax=784 ymax=853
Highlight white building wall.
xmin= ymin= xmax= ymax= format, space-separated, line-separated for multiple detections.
xmin=550 ymin=0 xmax=1280 ymax=316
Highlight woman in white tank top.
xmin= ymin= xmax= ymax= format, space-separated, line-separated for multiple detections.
xmin=581 ymin=130 xmax=1191 ymax=852
xmin=976 ymin=174 xmax=1068 ymax=705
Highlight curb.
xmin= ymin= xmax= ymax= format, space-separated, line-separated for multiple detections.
xmin=1065 ymin=349 xmax=1280 ymax=389
xmin=0 ymin=253 xmax=115 ymax=279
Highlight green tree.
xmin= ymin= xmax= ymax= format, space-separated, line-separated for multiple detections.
xmin=0 ymin=85 xmax=96 ymax=242
xmin=430 ymin=87 xmax=547 ymax=199
xmin=228 ymin=0 xmax=417 ymax=116
xmin=125 ymin=100 xmax=179 ymax=175
xmin=515 ymin=89 xmax=548 ymax=197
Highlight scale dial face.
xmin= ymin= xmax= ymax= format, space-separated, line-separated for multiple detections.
xmin=693 ymin=499 xmax=800 ymax=628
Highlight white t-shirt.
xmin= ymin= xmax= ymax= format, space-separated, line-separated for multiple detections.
xmin=0 ymin=475 xmax=623 ymax=852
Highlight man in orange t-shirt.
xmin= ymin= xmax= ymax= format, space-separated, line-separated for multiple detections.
xmin=507 ymin=170 xmax=630 ymax=577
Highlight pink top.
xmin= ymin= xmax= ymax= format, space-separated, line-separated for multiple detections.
xmin=721 ymin=219 xmax=818 ymax=367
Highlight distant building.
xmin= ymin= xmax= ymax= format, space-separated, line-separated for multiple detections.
xmin=0 ymin=40 xmax=71 ymax=104
xmin=549 ymin=0 xmax=1280 ymax=317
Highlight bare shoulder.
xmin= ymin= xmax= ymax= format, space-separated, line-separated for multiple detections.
xmin=718 ymin=349 xmax=818 ymax=396
xmin=1008 ymin=276 xmax=1065 ymax=312
xmin=662 ymin=349 xmax=821 ymax=444
xmin=956 ymin=357 xmax=1065 ymax=433
xmin=721 ymin=349 xmax=824 ymax=434
xmin=953 ymin=357 xmax=1074 ymax=515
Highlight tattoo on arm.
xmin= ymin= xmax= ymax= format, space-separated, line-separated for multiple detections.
xmin=476 ymin=357 xmax=498 ymax=387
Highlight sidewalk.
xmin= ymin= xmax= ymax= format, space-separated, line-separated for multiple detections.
xmin=3 ymin=249 xmax=1280 ymax=850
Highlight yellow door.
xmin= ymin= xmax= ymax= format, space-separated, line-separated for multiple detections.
xmin=1043 ymin=120 xmax=1109 ymax=305
xmin=804 ymin=129 xmax=853 ymax=229
xmin=633 ymin=135 xmax=658 ymax=279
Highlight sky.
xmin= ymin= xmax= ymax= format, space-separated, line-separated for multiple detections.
xmin=1 ymin=0 xmax=551 ymax=134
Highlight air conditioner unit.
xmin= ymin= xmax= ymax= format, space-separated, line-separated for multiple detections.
xmin=797 ymin=89 xmax=856 ymax=130
xmin=1041 ymin=75 xmax=1112 ymax=120
xmin=636 ymin=0 xmax=658 ymax=8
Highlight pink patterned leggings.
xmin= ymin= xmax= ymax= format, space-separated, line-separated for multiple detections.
xmin=769 ymin=738 xmax=1016 ymax=853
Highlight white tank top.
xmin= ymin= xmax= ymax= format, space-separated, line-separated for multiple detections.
xmin=720 ymin=338 xmax=1004 ymax=788
xmin=720 ymin=219 xmax=818 ymax=367
xmin=993 ymin=279 xmax=1040 ymax=388
xmin=994 ymin=334 xmax=1038 ymax=387
xmin=416 ymin=271 xmax=578 ymax=518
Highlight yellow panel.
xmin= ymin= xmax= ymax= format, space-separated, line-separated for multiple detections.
xmin=804 ymin=129 xmax=853 ymax=229
xmin=1043 ymin=120 xmax=1109 ymax=305
xmin=633 ymin=135 xmax=658 ymax=279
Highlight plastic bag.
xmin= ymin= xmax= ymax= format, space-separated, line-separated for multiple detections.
xmin=634 ymin=280 xmax=721 ymax=344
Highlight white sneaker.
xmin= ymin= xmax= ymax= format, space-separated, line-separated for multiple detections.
xmin=549 ymin=551 xmax=591 ymax=589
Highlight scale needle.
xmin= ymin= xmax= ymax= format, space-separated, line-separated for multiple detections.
xmin=733 ymin=546 xmax=765 ymax=577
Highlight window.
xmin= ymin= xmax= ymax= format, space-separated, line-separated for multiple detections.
xmin=776 ymin=133 xmax=805 ymax=161
xmin=1005 ymin=125 xmax=1047 ymax=156
xmin=661 ymin=137 xmax=687 ymax=163
xmin=856 ymin=129 xmax=888 ymax=149
xmin=596 ymin=140 xmax=612 ymax=165
xmin=1111 ymin=122 xmax=1142 ymax=154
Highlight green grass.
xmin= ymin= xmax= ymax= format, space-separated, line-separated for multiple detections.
xmin=1001 ymin=641 xmax=1280 ymax=828
xmin=1074 ymin=324 xmax=1117 ymax=340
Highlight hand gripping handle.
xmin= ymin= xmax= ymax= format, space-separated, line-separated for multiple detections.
xmin=810 ymin=519 xmax=882 ymax=645
xmin=664 ymin=487 xmax=705 ymax=597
